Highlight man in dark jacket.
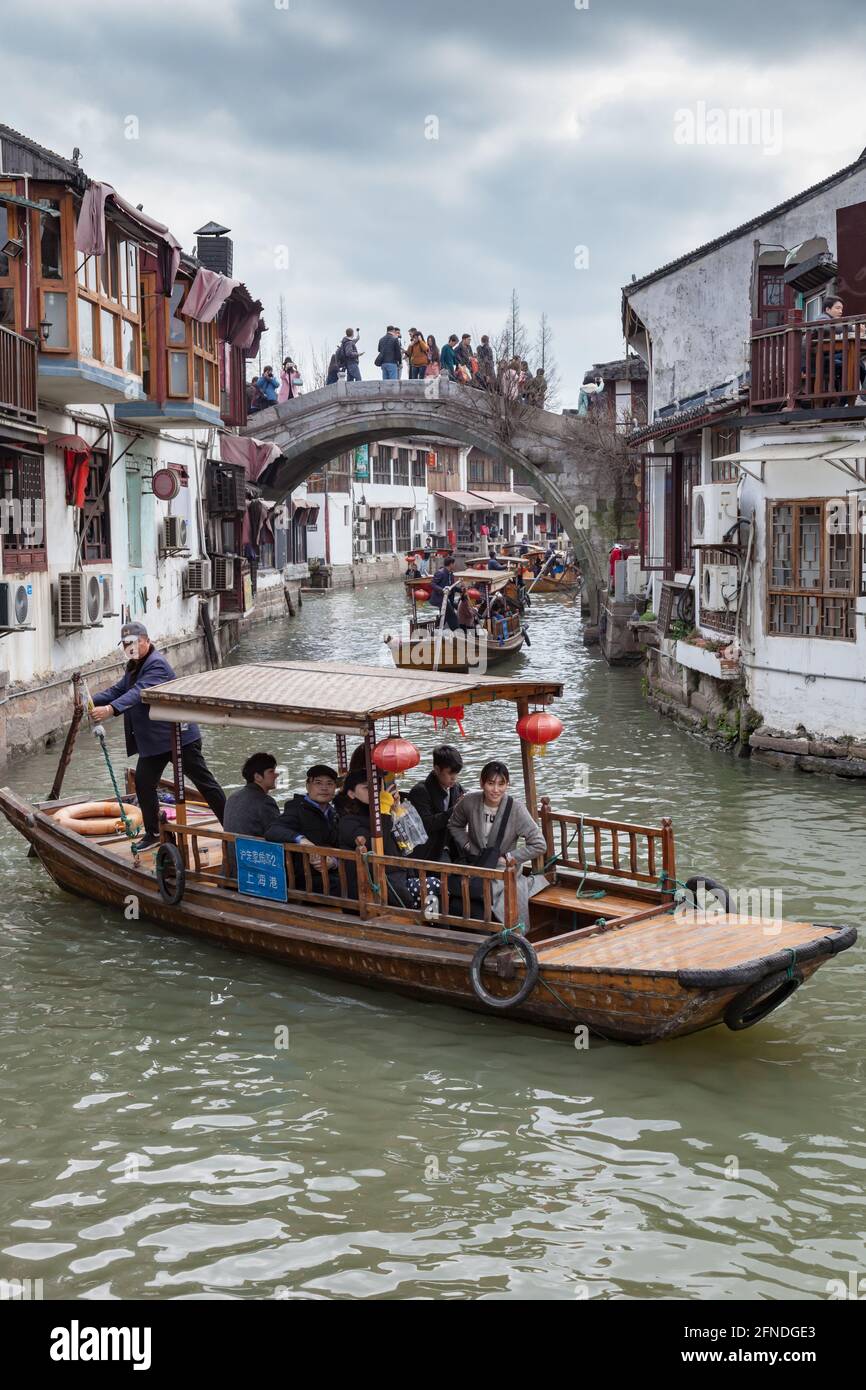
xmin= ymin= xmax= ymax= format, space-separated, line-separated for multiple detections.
xmin=377 ymin=325 xmax=403 ymax=380
xmin=266 ymin=764 xmax=342 ymax=893
xmin=223 ymin=752 xmax=281 ymax=839
xmin=339 ymin=328 xmax=362 ymax=382
xmin=408 ymin=745 xmax=466 ymax=861
xmin=91 ymin=622 xmax=226 ymax=851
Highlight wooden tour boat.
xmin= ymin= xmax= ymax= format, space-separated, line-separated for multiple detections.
xmin=0 ymin=662 xmax=855 ymax=1044
xmin=386 ymin=570 xmax=526 ymax=671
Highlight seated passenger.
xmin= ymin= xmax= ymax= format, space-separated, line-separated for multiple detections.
xmin=448 ymin=760 xmax=547 ymax=922
xmin=223 ymin=752 xmax=282 ymax=839
xmin=456 ymin=588 xmax=477 ymax=633
xmin=266 ymin=763 xmax=342 ymax=892
xmin=486 ymin=548 xmax=506 ymax=571
xmin=408 ymin=744 xmax=466 ymax=861
xmin=338 ymin=770 xmax=439 ymax=911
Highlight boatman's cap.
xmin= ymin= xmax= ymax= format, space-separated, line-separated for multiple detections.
xmin=119 ymin=621 xmax=149 ymax=643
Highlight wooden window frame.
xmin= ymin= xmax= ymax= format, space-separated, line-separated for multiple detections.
xmin=76 ymin=223 xmax=142 ymax=377
xmin=164 ymin=280 xmax=218 ymax=403
xmin=0 ymin=185 xmax=22 ymax=334
xmin=30 ymin=187 xmax=75 ymax=353
xmin=766 ymin=497 xmax=856 ymax=641
xmin=1 ymin=448 xmax=47 ymax=572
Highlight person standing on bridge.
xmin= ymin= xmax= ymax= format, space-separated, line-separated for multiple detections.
xmin=406 ymin=329 xmax=430 ymax=380
xmin=376 ymin=326 xmax=403 ymax=381
xmin=440 ymin=335 xmax=459 ymax=380
xmin=477 ymin=335 xmax=495 ymax=388
xmin=338 ymin=328 xmax=362 ymax=382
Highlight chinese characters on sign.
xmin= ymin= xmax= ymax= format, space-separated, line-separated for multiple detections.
xmin=235 ymin=837 xmax=288 ymax=902
xmin=354 ymin=445 xmax=370 ymax=480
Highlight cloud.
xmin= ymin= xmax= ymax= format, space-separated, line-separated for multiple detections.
xmin=2 ymin=0 xmax=865 ymax=403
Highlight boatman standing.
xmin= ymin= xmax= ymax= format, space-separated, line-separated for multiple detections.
xmin=90 ymin=621 xmax=226 ymax=852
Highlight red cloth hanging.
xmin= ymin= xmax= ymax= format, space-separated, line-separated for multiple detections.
xmin=63 ymin=448 xmax=91 ymax=509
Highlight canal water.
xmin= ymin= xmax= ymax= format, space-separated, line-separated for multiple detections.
xmin=1 ymin=583 xmax=864 ymax=1301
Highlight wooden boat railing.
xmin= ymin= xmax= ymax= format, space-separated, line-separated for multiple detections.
xmin=540 ymin=799 xmax=676 ymax=887
xmin=164 ymin=822 xmax=517 ymax=932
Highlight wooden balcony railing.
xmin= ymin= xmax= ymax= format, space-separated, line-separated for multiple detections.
xmin=750 ymin=312 xmax=866 ymax=411
xmin=0 ymin=325 xmax=38 ymax=423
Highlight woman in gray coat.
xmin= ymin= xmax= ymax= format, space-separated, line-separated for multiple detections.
xmin=447 ymin=760 xmax=548 ymax=923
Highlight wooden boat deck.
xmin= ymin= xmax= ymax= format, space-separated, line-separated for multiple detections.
xmin=539 ymin=912 xmax=831 ymax=970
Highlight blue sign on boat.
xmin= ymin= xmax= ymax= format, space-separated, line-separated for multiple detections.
xmin=235 ymin=837 xmax=288 ymax=902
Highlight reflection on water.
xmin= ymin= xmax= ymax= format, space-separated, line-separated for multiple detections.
xmin=0 ymin=583 xmax=863 ymax=1300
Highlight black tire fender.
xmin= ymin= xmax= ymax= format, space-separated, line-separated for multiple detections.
xmin=724 ymin=969 xmax=803 ymax=1031
xmin=155 ymin=842 xmax=186 ymax=906
xmin=470 ymin=932 xmax=539 ymax=1009
xmin=684 ymin=875 xmax=732 ymax=913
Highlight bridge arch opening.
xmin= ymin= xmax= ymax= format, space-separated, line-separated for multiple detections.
xmin=243 ymin=381 xmax=601 ymax=578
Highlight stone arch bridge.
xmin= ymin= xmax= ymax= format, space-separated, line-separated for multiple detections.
xmin=242 ymin=379 xmax=619 ymax=584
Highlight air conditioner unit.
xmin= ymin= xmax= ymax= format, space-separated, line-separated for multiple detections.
xmin=702 ymin=563 xmax=739 ymax=612
xmin=101 ymin=574 xmax=119 ymax=616
xmin=423 ymin=520 xmax=434 ymax=533
xmin=161 ymin=516 xmax=188 ymax=553
xmin=356 ymin=519 xmax=369 ymax=536
xmin=626 ymin=554 xmax=648 ymax=597
xmin=356 ymin=504 xmax=369 ymax=520
xmin=186 ymin=559 xmax=212 ymax=594
xmin=692 ymin=484 xmax=739 ymax=547
xmin=0 ymin=581 xmax=32 ymax=629
xmin=357 ymin=539 xmax=369 ymax=554
xmin=212 ymin=555 xmax=235 ymax=591
xmin=56 ymin=571 xmax=102 ymax=630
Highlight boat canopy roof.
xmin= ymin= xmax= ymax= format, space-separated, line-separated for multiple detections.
xmin=143 ymin=660 xmax=562 ymax=734
xmin=453 ymin=569 xmax=512 ymax=590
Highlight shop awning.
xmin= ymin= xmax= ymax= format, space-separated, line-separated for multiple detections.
xmin=713 ymin=441 xmax=851 ymax=463
xmin=469 ymin=490 xmax=537 ymax=507
xmin=433 ymin=490 xmax=489 ymax=510
xmin=820 ymin=440 xmax=866 ymax=460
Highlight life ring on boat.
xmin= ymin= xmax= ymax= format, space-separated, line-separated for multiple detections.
xmin=724 ymin=968 xmax=803 ymax=1031
xmin=53 ymin=801 xmax=143 ymax=837
xmin=155 ymin=842 xmax=186 ymax=905
xmin=684 ymin=875 xmax=732 ymax=913
xmin=470 ymin=931 xmax=539 ymax=1009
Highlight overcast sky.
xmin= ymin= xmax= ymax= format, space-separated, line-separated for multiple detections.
xmin=4 ymin=0 xmax=866 ymax=405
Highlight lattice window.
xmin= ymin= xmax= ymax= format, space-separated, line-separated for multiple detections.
xmin=373 ymin=510 xmax=393 ymax=553
xmin=711 ymin=427 xmax=740 ymax=482
xmin=393 ymin=448 xmax=410 ymax=486
xmin=639 ymin=453 xmax=675 ymax=572
xmin=394 ymin=512 xmax=412 ymax=550
xmin=373 ymin=446 xmax=391 ymax=485
xmin=1 ymin=449 xmax=47 ymax=571
xmin=767 ymin=499 xmax=856 ymax=639
xmin=411 ymin=454 xmax=426 ymax=486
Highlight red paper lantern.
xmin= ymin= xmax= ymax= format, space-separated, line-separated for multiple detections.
xmin=372 ymin=737 xmax=421 ymax=774
xmin=515 ymin=711 xmax=563 ymax=757
xmin=467 ymin=588 xmax=481 ymax=601
xmin=413 ymin=585 xmax=431 ymax=602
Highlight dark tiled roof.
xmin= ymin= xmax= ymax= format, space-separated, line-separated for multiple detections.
xmin=0 ymin=123 xmax=86 ymax=185
xmin=622 ymin=147 xmax=866 ymax=298
xmin=627 ymin=395 xmax=745 ymax=447
xmin=591 ymin=356 xmax=648 ymax=381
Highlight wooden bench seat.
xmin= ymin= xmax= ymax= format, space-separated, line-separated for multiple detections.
xmin=532 ymin=882 xmax=658 ymax=919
